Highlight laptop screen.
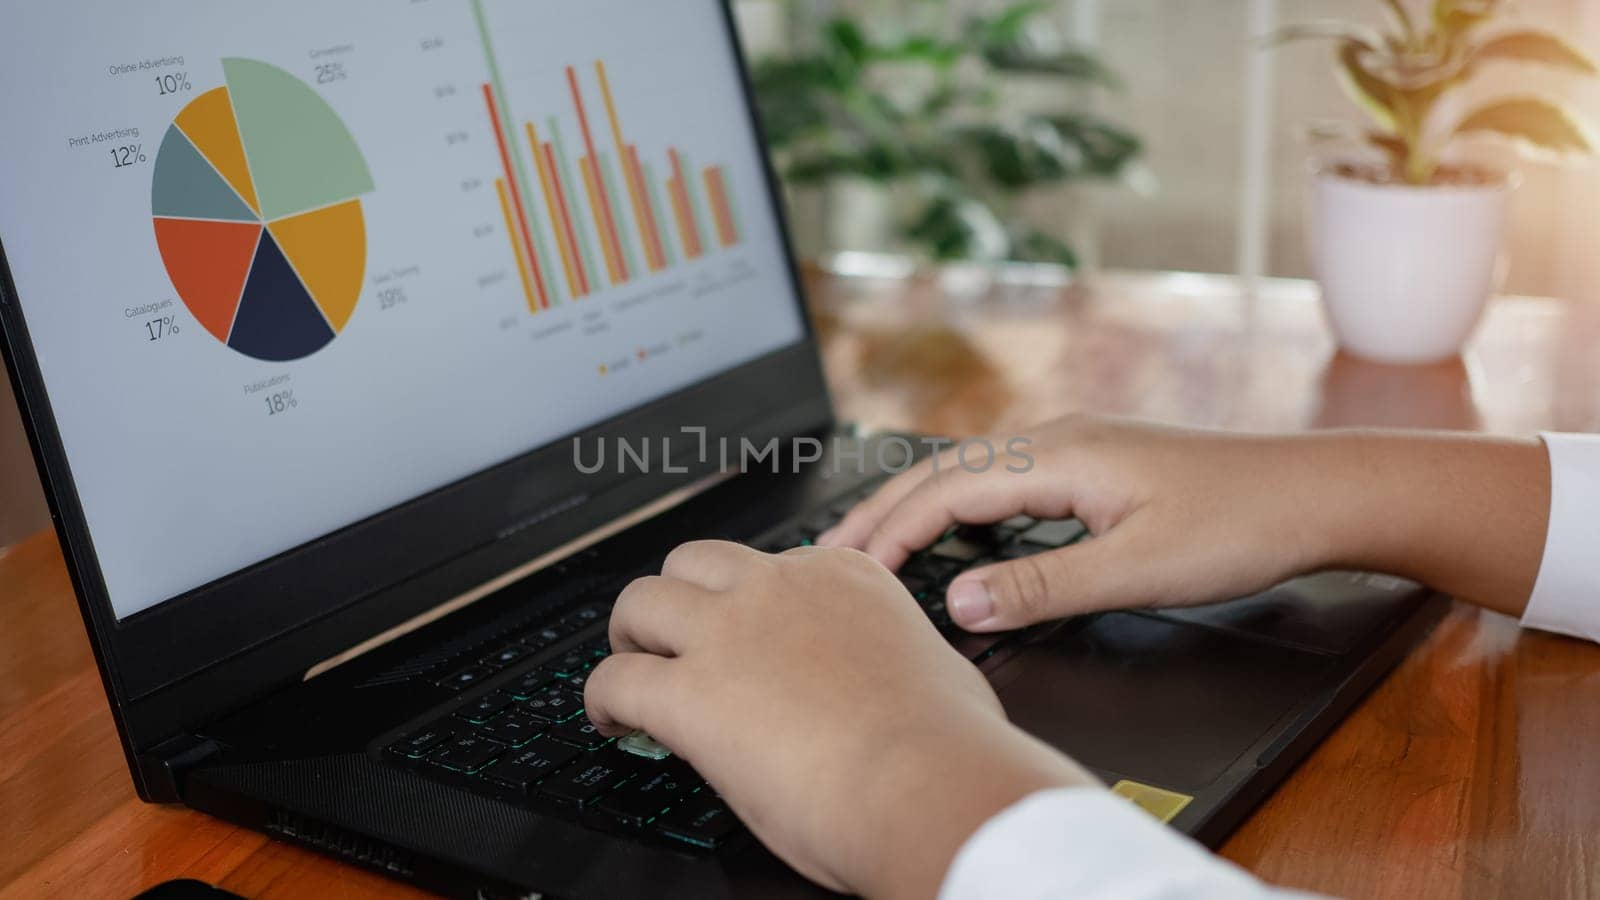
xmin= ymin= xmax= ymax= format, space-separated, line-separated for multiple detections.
xmin=0 ymin=1 xmax=805 ymax=620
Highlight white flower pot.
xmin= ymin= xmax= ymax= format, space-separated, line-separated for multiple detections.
xmin=1307 ymin=168 xmax=1512 ymax=365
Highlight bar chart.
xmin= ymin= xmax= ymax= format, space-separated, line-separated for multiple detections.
xmin=471 ymin=0 xmax=745 ymax=316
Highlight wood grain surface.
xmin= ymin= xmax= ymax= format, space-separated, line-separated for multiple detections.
xmin=3 ymin=268 xmax=1597 ymax=899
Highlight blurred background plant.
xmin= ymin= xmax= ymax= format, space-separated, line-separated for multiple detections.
xmin=749 ymin=0 xmax=1148 ymax=267
xmin=1269 ymin=0 xmax=1599 ymax=185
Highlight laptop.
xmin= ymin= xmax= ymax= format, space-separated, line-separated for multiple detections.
xmin=0 ymin=2 xmax=1448 ymax=897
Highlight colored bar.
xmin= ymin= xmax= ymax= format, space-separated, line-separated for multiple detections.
xmin=528 ymin=122 xmax=583 ymax=298
xmin=483 ymin=84 xmax=550 ymax=310
xmin=668 ymin=149 xmax=704 ymax=258
xmin=628 ymin=146 xmax=667 ymax=270
xmin=679 ymin=149 xmax=713 ymax=255
xmin=724 ymin=169 xmax=744 ymax=242
xmin=704 ymin=165 xmax=738 ymax=247
xmin=643 ymin=160 xmax=677 ymax=265
xmin=551 ymin=119 xmax=602 ymax=294
xmin=544 ymin=140 xmax=588 ymax=294
xmin=597 ymin=61 xmax=664 ymax=272
xmin=582 ymin=156 xmax=623 ymax=284
xmin=667 ymin=172 xmax=699 ymax=260
xmin=600 ymin=152 xmax=642 ymax=277
xmin=567 ymin=66 xmax=628 ymax=282
xmin=472 ymin=0 xmax=558 ymax=307
xmin=495 ymin=178 xmax=538 ymax=313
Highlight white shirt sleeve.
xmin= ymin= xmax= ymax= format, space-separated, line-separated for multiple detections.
xmin=938 ymin=787 xmax=1322 ymax=900
xmin=1521 ymin=433 xmax=1600 ymax=643
xmin=939 ymin=435 xmax=1600 ymax=899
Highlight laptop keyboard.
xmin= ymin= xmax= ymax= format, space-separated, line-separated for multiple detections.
xmin=376 ymin=483 xmax=1090 ymax=854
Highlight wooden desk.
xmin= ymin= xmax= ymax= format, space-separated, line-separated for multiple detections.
xmin=4 ymin=269 xmax=1599 ymax=899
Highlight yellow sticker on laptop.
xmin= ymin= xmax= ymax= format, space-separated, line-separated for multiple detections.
xmin=1110 ymin=780 xmax=1193 ymax=824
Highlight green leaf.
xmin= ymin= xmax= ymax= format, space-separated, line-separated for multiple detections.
xmin=983 ymin=45 xmax=1124 ymax=87
xmin=749 ymin=59 xmax=839 ymax=147
xmin=824 ymin=18 xmax=871 ymax=67
xmin=955 ymin=122 xmax=1064 ymax=188
xmin=965 ymin=0 xmax=1054 ymax=61
xmin=976 ymin=1 xmax=1052 ymax=47
xmin=1010 ymin=228 xmax=1079 ymax=268
xmin=1453 ymin=97 xmax=1598 ymax=157
xmin=1468 ymin=30 xmax=1600 ymax=76
xmin=784 ymin=140 xmax=958 ymax=185
xmin=904 ymin=193 xmax=1011 ymax=262
xmin=1044 ymin=113 xmax=1145 ymax=177
xmin=951 ymin=116 xmax=1140 ymax=189
xmin=879 ymin=35 xmax=965 ymax=69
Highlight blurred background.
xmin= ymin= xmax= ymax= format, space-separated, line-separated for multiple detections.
xmin=735 ymin=0 xmax=1600 ymax=291
xmin=4 ymin=0 xmax=1598 ymax=548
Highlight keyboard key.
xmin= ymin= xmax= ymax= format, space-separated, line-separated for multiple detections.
xmin=519 ymin=624 xmax=572 ymax=648
xmin=479 ymin=713 xmax=543 ymax=747
xmin=600 ymin=767 xmax=697 ymax=827
xmin=763 ymin=529 xmax=810 ymax=551
xmin=1019 ymin=519 xmax=1088 ymax=548
xmin=908 ymin=554 xmax=953 ymax=582
xmin=481 ymin=739 xmax=581 ymax=792
xmin=456 ymin=691 xmax=516 ymax=725
xmin=999 ymin=515 xmax=1037 ymax=532
xmin=897 ymin=574 xmax=932 ymax=597
xmin=509 ymin=670 xmax=557 ymax=699
xmin=561 ymin=605 xmax=607 ymax=628
xmin=953 ymin=524 xmax=1007 ymax=546
xmin=618 ymin=731 xmax=673 ymax=760
xmin=998 ymin=541 xmax=1047 ymax=560
xmin=388 ymin=725 xmax=453 ymax=759
xmin=540 ymin=756 xmax=637 ymax=807
xmin=930 ymin=536 xmax=988 ymax=563
xmin=521 ymin=687 xmax=584 ymax=724
xmin=949 ymin=630 xmax=1009 ymax=662
xmin=556 ymin=668 xmax=594 ymax=691
xmin=436 ymin=665 xmax=493 ymax=691
xmin=549 ymin=650 xmax=597 ymax=677
xmin=547 ymin=716 xmax=609 ymax=749
xmin=481 ymin=644 xmax=529 ymax=668
xmin=657 ymin=794 xmax=737 ymax=848
xmin=430 ymin=735 xmax=506 ymax=774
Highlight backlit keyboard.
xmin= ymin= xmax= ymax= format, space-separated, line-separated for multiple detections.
xmin=376 ymin=482 xmax=1090 ymax=853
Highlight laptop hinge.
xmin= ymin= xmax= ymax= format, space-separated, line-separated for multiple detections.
xmin=137 ymin=733 xmax=223 ymax=803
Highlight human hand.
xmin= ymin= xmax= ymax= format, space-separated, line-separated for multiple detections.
xmin=584 ymin=541 xmax=1093 ymax=900
xmin=820 ymin=415 xmax=1549 ymax=630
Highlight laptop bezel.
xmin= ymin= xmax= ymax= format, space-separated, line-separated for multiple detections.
xmin=0 ymin=0 xmax=829 ymax=771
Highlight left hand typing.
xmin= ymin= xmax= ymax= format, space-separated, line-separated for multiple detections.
xmin=583 ymin=541 xmax=1094 ymax=900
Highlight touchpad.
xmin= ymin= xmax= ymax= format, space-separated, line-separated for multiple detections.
xmin=996 ymin=613 xmax=1334 ymax=792
xmin=1149 ymin=571 xmax=1424 ymax=655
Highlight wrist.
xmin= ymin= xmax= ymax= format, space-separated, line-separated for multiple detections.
xmin=844 ymin=713 xmax=1094 ymax=900
xmin=1289 ymin=432 xmax=1549 ymax=615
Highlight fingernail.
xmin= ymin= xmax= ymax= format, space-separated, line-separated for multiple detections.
xmin=947 ymin=580 xmax=995 ymax=628
xmin=816 ymin=528 xmax=839 ymax=547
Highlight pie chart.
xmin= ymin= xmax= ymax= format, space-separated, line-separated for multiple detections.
xmin=151 ymin=58 xmax=375 ymax=362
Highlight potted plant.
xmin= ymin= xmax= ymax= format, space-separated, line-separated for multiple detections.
xmin=1272 ymin=0 xmax=1599 ymax=364
xmin=749 ymin=0 xmax=1146 ymax=268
